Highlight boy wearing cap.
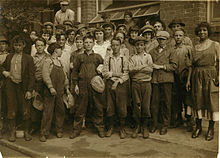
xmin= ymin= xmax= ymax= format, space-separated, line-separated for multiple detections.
xmin=63 ymin=20 xmax=74 ymax=31
xmin=43 ymin=22 xmax=54 ymax=35
xmin=0 ymin=36 xmax=9 ymax=138
xmin=168 ymin=18 xmax=193 ymax=48
xmin=102 ymin=37 xmax=129 ymax=139
xmin=149 ymin=31 xmax=177 ymax=135
xmin=54 ymin=0 xmax=75 ymax=26
xmin=129 ymin=36 xmax=153 ymax=139
xmin=70 ymin=35 xmax=105 ymax=139
xmin=0 ymin=35 xmax=35 ymax=142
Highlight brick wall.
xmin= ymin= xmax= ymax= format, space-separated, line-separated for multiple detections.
xmin=81 ymin=0 xmax=97 ymax=24
xmin=160 ymin=1 xmax=207 ymax=44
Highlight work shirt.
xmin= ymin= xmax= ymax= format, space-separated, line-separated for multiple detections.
xmin=129 ymin=52 xmax=153 ymax=82
xmin=92 ymin=41 xmax=110 ymax=59
xmin=102 ymin=54 xmax=129 ymax=84
xmin=31 ymin=44 xmax=49 ymax=57
xmin=169 ymin=36 xmax=193 ymax=49
xmin=54 ymin=9 xmax=75 ymax=25
xmin=10 ymin=53 xmax=22 ymax=83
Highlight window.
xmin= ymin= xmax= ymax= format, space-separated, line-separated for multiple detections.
xmin=208 ymin=1 xmax=220 ymax=26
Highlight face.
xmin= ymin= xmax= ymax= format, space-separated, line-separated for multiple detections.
xmin=174 ymin=30 xmax=184 ymax=44
xmin=68 ymin=31 xmax=75 ymax=42
xmin=0 ymin=42 xmax=7 ymax=52
xmin=56 ymin=29 xmax=64 ymax=35
xmin=46 ymin=26 xmax=53 ymax=34
xmin=35 ymin=40 xmax=46 ymax=54
xmin=111 ymin=40 xmax=121 ymax=54
xmin=135 ymin=41 xmax=145 ymax=53
xmin=130 ymin=31 xmax=138 ymax=40
xmin=65 ymin=25 xmax=72 ymax=31
xmin=84 ymin=38 xmax=94 ymax=51
xmin=104 ymin=26 xmax=113 ymax=37
xmin=95 ymin=31 xmax=104 ymax=42
xmin=76 ymin=39 xmax=83 ymax=49
xmin=157 ymin=38 xmax=167 ymax=47
xmin=55 ymin=48 xmax=62 ymax=57
xmin=198 ymin=26 xmax=208 ymax=40
xmin=60 ymin=4 xmax=68 ymax=12
xmin=42 ymin=33 xmax=50 ymax=42
xmin=79 ymin=28 xmax=87 ymax=37
xmin=115 ymin=32 xmax=124 ymax=44
xmin=154 ymin=22 xmax=163 ymax=31
xmin=13 ymin=41 xmax=25 ymax=53
xmin=57 ymin=35 xmax=66 ymax=47
xmin=143 ymin=32 xmax=152 ymax=41
xmin=118 ymin=26 xmax=126 ymax=34
xmin=171 ymin=24 xmax=182 ymax=32
xmin=124 ymin=15 xmax=132 ymax=23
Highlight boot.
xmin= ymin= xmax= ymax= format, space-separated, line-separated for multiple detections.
xmin=97 ymin=126 xmax=105 ymax=138
xmin=192 ymin=118 xmax=202 ymax=138
xmin=105 ymin=117 xmax=114 ymax=137
xmin=24 ymin=120 xmax=32 ymax=141
xmin=131 ymin=125 xmax=140 ymax=138
xmin=119 ymin=118 xmax=126 ymax=139
xmin=8 ymin=119 xmax=16 ymax=142
xmin=142 ymin=118 xmax=149 ymax=139
xmin=39 ymin=135 xmax=47 ymax=142
xmin=205 ymin=120 xmax=215 ymax=141
xmin=186 ymin=115 xmax=193 ymax=132
xmin=69 ymin=130 xmax=80 ymax=139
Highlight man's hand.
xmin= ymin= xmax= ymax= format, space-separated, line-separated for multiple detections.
xmin=25 ymin=91 xmax=32 ymax=100
xmin=152 ymin=64 xmax=163 ymax=70
xmin=2 ymin=71 xmax=10 ymax=78
xmin=50 ymin=88 xmax=57 ymax=95
xmin=75 ymin=85 xmax=79 ymax=95
xmin=66 ymin=88 xmax=71 ymax=95
xmin=112 ymin=80 xmax=119 ymax=90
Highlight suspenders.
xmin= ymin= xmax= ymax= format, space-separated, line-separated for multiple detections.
xmin=109 ymin=56 xmax=124 ymax=73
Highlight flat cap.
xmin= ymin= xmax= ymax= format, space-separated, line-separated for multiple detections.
xmin=156 ymin=31 xmax=170 ymax=39
xmin=168 ymin=18 xmax=185 ymax=28
xmin=43 ymin=22 xmax=53 ymax=27
xmin=90 ymin=75 xmax=105 ymax=93
xmin=140 ymin=25 xmax=155 ymax=34
xmin=55 ymin=24 xmax=65 ymax=30
xmin=0 ymin=35 xmax=8 ymax=42
xmin=60 ymin=0 xmax=69 ymax=5
xmin=134 ymin=36 xmax=147 ymax=44
xmin=63 ymin=20 xmax=73 ymax=27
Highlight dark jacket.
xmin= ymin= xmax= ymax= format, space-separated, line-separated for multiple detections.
xmin=150 ymin=45 xmax=177 ymax=83
xmin=0 ymin=53 xmax=35 ymax=92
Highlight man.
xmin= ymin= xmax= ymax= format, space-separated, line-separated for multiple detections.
xmin=54 ymin=0 xmax=75 ymax=26
xmin=102 ymin=23 xmax=115 ymax=43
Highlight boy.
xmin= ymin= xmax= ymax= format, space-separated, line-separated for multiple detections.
xmin=102 ymin=37 xmax=129 ymax=139
xmin=129 ymin=36 xmax=153 ymax=139
xmin=171 ymin=28 xmax=193 ymax=131
xmin=30 ymin=37 xmax=50 ymax=134
xmin=40 ymin=43 xmax=70 ymax=142
xmin=0 ymin=35 xmax=9 ymax=138
xmin=70 ymin=35 xmax=105 ymax=139
xmin=149 ymin=31 xmax=177 ymax=135
xmin=0 ymin=35 xmax=35 ymax=142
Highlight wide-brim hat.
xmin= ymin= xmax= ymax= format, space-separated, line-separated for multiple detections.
xmin=102 ymin=22 xmax=115 ymax=31
xmin=156 ymin=31 xmax=170 ymax=39
xmin=90 ymin=75 xmax=105 ymax=93
xmin=43 ymin=22 xmax=53 ymax=27
xmin=140 ymin=25 xmax=155 ymax=34
xmin=168 ymin=18 xmax=185 ymax=28
xmin=76 ymin=23 xmax=88 ymax=34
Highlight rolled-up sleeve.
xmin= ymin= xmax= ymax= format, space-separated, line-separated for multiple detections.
xmin=42 ymin=58 xmax=53 ymax=89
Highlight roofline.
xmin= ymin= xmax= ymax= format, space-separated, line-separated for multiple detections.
xmin=98 ymin=1 xmax=160 ymax=13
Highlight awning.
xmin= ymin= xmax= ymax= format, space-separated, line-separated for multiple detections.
xmin=89 ymin=2 xmax=160 ymax=24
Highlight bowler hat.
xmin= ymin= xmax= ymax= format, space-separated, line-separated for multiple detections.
xmin=168 ymin=18 xmax=185 ymax=28
xmin=90 ymin=75 xmax=105 ymax=93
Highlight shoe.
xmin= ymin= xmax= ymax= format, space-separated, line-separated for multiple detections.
xmin=39 ymin=135 xmax=47 ymax=142
xmin=8 ymin=131 xmax=16 ymax=142
xmin=131 ymin=127 xmax=139 ymax=138
xmin=205 ymin=129 xmax=214 ymax=141
xmin=69 ymin=132 xmax=80 ymax=139
xmin=192 ymin=128 xmax=202 ymax=138
xmin=105 ymin=127 xmax=113 ymax=137
xmin=98 ymin=128 xmax=105 ymax=138
xmin=119 ymin=128 xmax=126 ymax=139
xmin=24 ymin=132 xmax=32 ymax=141
xmin=149 ymin=126 xmax=157 ymax=133
xmin=160 ymin=127 xmax=167 ymax=135
xmin=57 ymin=132 xmax=63 ymax=138
xmin=143 ymin=128 xmax=149 ymax=139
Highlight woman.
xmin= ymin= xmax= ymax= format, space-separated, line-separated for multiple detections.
xmin=186 ymin=22 xmax=219 ymax=141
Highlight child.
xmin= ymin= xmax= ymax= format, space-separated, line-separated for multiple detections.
xmin=102 ymin=37 xmax=129 ymax=139
xmin=129 ymin=36 xmax=153 ymax=139
xmin=0 ymin=35 xmax=9 ymax=138
xmin=70 ymin=35 xmax=105 ymax=139
xmin=0 ymin=35 xmax=35 ymax=142
xmin=30 ymin=37 xmax=50 ymax=134
xmin=149 ymin=31 xmax=177 ymax=135
xmin=40 ymin=43 xmax=70 ymax=142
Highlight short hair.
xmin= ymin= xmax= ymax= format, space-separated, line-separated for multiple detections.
xmin=111 ymin=37 xmax=122 ymax=45
xmin=124 ymin=11 xmax=132 ymax=18
xmin=34 ymin=37 xmax=46 ymax=46
xmin=47 ymin=43 xmax=62 ymax=55
xmin=75 ymin=35 xmax=84 ymax=41
xmin=56 ymin=33 xmax=66 ymax=41
xmin=194 ymin=22 xmax=212 ymax=37
xmin=114 ymin=31 xmax=126 ymax=40
xmin=93 ymin=28 xmax=106 ymax=41
xmin=174 ymin=28 xmax=186 ymax=34
xmin=153 ymin=19 xmax=166 ymax=31
xmin=83 ymin=34 xmax=95 ymax=42
xmin=11 ymin=35 xmax=26 ymax=45
xmin=66 ymin=29 xmax=76 ymax=36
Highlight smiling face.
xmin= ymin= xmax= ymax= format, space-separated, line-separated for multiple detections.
xmin=135 ymin=41 xmax=145 ymax=54
xmin=35 ymin=40 xmax=46 ymax=54
xmin=198 ymin=26 xmax=209 ymax=41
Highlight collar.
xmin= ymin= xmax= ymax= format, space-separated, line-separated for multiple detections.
xmin=109 ymin=52 xmax=123 ymax=58
xmin=84 ymin=50 xmax=95 ymax=56
xmin=174 ymin=43 xmax=183 ymax=49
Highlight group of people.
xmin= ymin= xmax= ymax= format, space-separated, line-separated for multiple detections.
xmin=0 ymin=0 xmax=219 ymax=144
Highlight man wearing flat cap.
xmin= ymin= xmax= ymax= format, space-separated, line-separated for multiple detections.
xmin=63 ymin=20 xmax=73 ymax=31
xmin=149 ymin=31 xmax=177 ymax=135
xmin=54 ymin=0 xmax=75 ymax=26
xmin=43 ymin=22 xmax=54 ymax=34
xmin=168 ymin=18 xmax=193 ymax=48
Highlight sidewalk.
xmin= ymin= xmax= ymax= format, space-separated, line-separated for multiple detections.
xmin=0 ymin=119 xmax=218 ymax=158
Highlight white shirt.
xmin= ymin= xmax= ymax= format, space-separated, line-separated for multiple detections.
xmin=92 ymin=41 xmax=110 ymax=59
xmin=54 ymin=9 xmax=75 ymax=25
